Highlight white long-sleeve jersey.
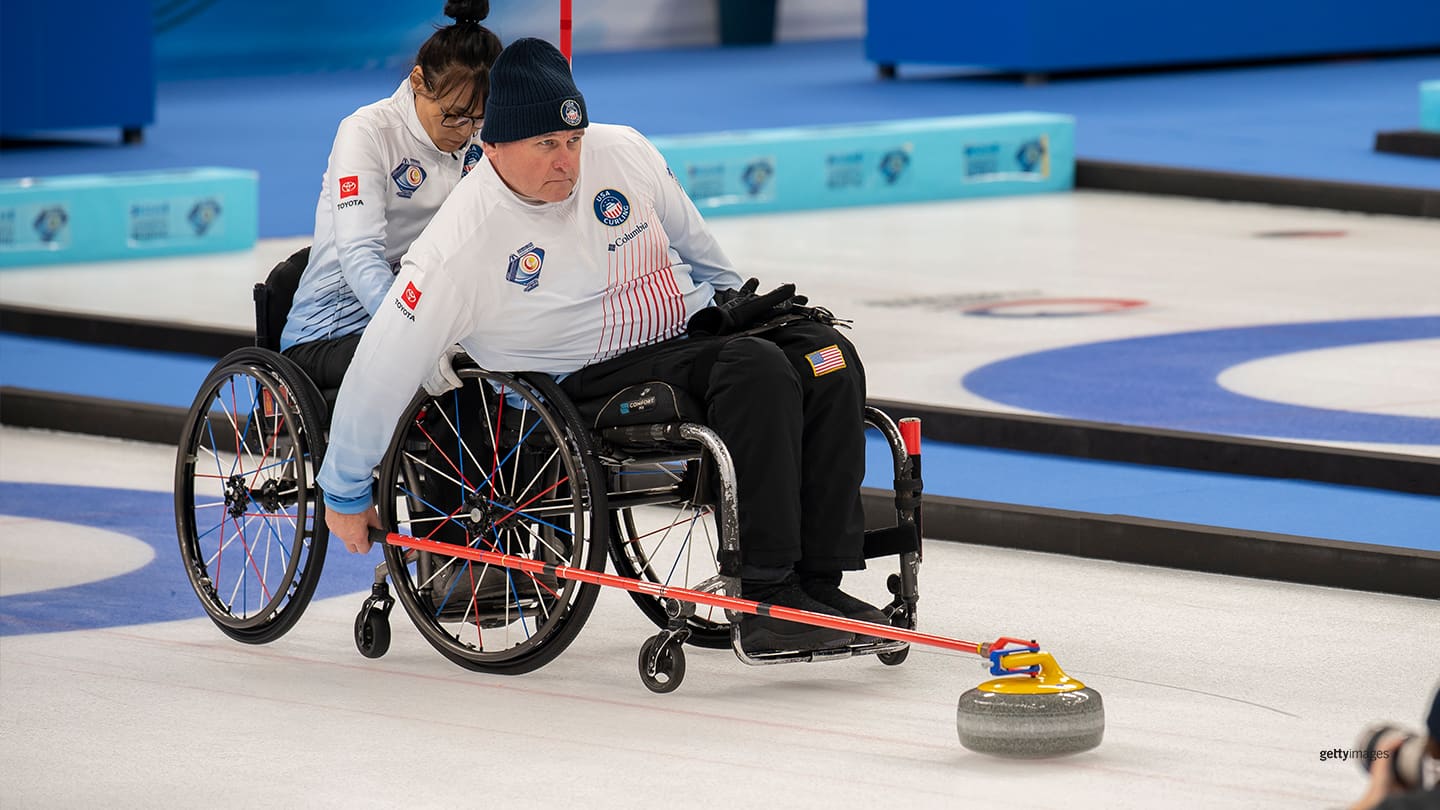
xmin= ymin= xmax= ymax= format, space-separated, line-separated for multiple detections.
xmin=319 ymin=123 xmax=743 ymax=512
xmin=280 ymin=80 xmax=482 ymax=350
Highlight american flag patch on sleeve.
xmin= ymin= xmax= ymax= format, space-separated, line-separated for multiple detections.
xmin=805 ymin=344 xmax=847 ymax=377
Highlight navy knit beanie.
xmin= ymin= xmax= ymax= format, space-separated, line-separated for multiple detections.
xmin=482 ymin=37 xmax=588 ymax=143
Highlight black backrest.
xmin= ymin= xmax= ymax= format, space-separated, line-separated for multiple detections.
xmin=253 ymin=246 xmax=311 ymax=351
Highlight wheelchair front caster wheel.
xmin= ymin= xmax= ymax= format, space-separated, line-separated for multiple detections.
xmin=638 ymin=635 xmax=686 ymax=694
xmin=354 ymin=608 xmax=391 ymax=659
xmin=878 ymin=646 xmax=909 ymax=666
xmin=878 ymin=612 xmax=910 ymax=666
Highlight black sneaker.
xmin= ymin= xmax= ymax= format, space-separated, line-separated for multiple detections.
xmin=739 ymin=579 xmax=855 ymax=653
xmin=798 ymin=572 xmax=888 ymax=641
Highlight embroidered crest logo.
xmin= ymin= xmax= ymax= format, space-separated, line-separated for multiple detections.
xmin=391 ymin=159 xmax=427 ymax=198
xmin=506 ymin=243 xmax=545 ymax=292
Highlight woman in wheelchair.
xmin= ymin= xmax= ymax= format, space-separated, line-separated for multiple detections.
xmin=276 ymin=0 xmax=502 ymax=395
xmin=321 ymin=38 xmax=889 ymax=655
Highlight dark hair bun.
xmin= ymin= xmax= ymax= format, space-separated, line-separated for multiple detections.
xmin=443 ymin=0 xmax=489 ymax=22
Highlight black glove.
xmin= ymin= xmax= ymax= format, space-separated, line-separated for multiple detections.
xmin=710 ymin=277 xmax=758 ymax=308
xmin=687 ymin=278 xmax=808 ymax=337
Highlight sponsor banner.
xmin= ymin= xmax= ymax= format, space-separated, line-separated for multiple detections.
xmin=654 ymin=113 xmax=1073 ymax=216
xmin=126 ymin=196 xmax=226 ymax=248
xmin=0 ymin=203 xmax=71 ymax=252
xmin=962 ymin=135 xmax=1050 ymax=184
xmin=0 ymin=168 xmax=256 ymax=267
xmin=680 ymin=157 xmax=778 ymax=209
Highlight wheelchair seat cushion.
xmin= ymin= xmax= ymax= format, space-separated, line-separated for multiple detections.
xmin=583 ymin=381 xmax=704 ymax=429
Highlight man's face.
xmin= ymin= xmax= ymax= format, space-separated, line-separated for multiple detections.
xmin=482 ymin=129 xmax=585 ymax=202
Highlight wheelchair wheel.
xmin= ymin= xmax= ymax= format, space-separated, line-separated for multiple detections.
xmin=174 ymin=347 xmax=329 ymax=644
xmin=609 ymin=474 xmax=731 ymax=649
xmin=378 ymin=369 xmax=608 ymax=675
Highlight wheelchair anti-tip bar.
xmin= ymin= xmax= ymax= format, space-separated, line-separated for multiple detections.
xmin=370 ymin=527 xmax=1032 ymax=662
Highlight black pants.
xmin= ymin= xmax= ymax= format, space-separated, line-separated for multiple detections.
xmin=281 ymin=333 xmax=363 ymax=395
xmin=560 ymin=319 xmax=867 ymax=573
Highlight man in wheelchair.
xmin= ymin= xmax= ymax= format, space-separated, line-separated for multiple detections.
xmin=320 ymin=37 xmax=886 ymax=654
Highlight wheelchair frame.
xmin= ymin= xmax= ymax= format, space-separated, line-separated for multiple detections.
xmin=348 ymin=366 xmax=924 ymax=690
xmin=174 ymin=252 xmax=924 ymax=692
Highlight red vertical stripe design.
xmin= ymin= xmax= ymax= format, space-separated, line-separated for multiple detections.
xmin=589 ymin=209 xmax=685 ymax=364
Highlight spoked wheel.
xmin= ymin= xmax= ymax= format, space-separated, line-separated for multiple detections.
xmin=609 ymin=463 xmax=731 ymax=649
xmin=378 ymin=370 xmax=608 ymax=675
xmin=174 ymin=348 xmax=328 ymax=644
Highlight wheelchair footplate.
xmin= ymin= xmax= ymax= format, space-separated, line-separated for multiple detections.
xmin=373 ymin=529 xmax=939 ymax=694
xmin=732 ymin=635 xmax=911 ymax=666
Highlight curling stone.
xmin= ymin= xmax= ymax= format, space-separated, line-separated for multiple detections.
xmin=956 ymin=649 xmax=1104 ymax=757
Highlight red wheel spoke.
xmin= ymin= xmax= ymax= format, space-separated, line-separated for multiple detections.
xmin=245 ymin=408 xmax=283 ymax=490
xmin=421 ymin=502 xmax=470 ymax=542
xmin=415 ymin=421 xmax=477 ymax=495
xmin=237 ymin=523 xmax=275 ymax=603
xmin=227 ymin=378 xmax=245 ymax=478
xmin=489 ymin=475 xmax=567 ymax=530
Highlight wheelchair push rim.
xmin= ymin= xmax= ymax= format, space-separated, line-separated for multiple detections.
xmin=377 ymin=369 xmax=608 ymax=675
xmin=173 ymin=348 xmax=328 ymax=644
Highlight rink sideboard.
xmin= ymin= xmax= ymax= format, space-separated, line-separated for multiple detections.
xmin=652 ymin=113 xmax=1074 ymax=216
xmin=0 ymin=168 xmax=258 ymax=268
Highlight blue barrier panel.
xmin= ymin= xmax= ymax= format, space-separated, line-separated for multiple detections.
xmin=0 ymin=169 xmax=258 ymax=268
xmin=0 ymin=0 xmax=153 ymax=138
xmin=652 ymin=113 xmax=1073 ymax=216
xmin=867 ymin=0 xmax=1440 ymax=74
xmin=1423 ymin=81 xmax=1440 ymax=132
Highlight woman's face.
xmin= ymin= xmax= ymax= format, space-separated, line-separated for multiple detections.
xmin=409 ymin=66 xmax=483 ymax=154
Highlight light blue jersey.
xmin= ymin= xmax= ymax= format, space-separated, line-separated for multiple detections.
xmin=281 ymin=81 xmax=483 ymax=350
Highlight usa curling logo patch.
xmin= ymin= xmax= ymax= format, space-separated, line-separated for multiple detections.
xmin=593 ymin=189 xmax=630 ymax=226
xmin=462 ymin=144 xmax=483 ymax=177
xmin=561 ymin=99 xmax=582 ymax=127
xmin=391 ymin=159 xmax=427 ymax=198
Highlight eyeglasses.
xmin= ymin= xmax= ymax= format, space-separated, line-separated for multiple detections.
xmin=439 ymin=111 xmax=483 ymax=129
xmin=418 ymin=83 xmax=483 ymax=129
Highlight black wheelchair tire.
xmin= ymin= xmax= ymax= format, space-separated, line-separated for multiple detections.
xmin=173 ymin=347 xmax=329 ymax=644
xmin=378 ymin=370 xmax=609 ymax=676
